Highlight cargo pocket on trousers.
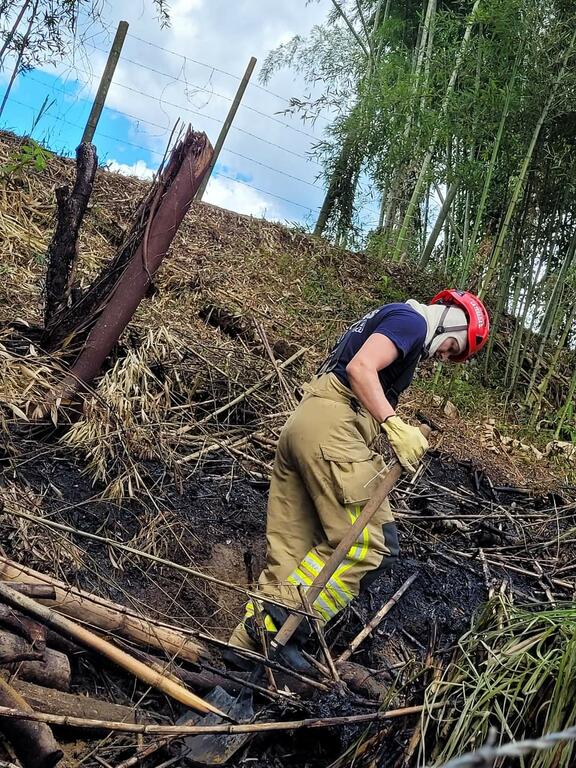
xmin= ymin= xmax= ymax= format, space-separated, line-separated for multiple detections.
xmin=320 ymin=443 xmax=382 ymax=506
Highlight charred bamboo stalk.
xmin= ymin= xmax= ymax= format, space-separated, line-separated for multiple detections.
xmin=0 ymin=555 xmax=206 ymax=663
xmin=0 ymin=582 xmax=225 ymax=718
xmin=43 ymin=143 xmax=98 ymax=327
xmin=0 ymin=676 xmax=62 ymax=768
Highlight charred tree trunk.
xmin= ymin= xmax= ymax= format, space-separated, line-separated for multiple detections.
xmin=11 ymin=678 xmax=150 ymax=724
xmin=43 ymin=143 xmax=98 ymax=327
xmin=0 ymin=633 xmax=71 ymax=690
xmin=42 ymin=128 xmax=213 ymax=395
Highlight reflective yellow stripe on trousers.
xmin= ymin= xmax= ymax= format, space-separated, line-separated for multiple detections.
xmin=287 ymin=504 xmax=369 ymax=623
xmin=243 ymin=601 xmax=278 ymax=631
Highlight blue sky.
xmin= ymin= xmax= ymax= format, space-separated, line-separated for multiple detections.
xmin=0 ymin=1 xmax=382 ymax=229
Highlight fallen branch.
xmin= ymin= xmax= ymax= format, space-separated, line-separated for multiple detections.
xmin=0 ymin=702 xmax=438 ymax=735
xmin=337 ymin=574 xmax=419 ymax=664
xmin=0 ymin=582 xmax=225 ymax=718
xmin=179 ymin=436 xmax=249 ymax=465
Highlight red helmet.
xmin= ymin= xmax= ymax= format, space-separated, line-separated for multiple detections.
xmin=430 ymin=289 xmax=490 ymax=362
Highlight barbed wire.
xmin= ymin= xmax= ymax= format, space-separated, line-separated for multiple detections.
xmin=5 ymin=95 xmax=321 ymax=214
xmin=84 ymin=43 xmax=321 ymax=141
xmin=435 ymin=724 xmax=576 ymax=768
xmin=22 ymin=73 xmax=323 ymax=190
xmin=66 ymin=64 xmax=321 ymax=165
xmin=127 ymin=32 xmax=333 ymax=124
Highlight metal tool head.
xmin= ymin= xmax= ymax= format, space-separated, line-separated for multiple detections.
xmin=172 ymin=685 xmax=254 ymax=766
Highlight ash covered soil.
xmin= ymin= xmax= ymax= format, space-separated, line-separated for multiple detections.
xmin=1 ymin=439 xmax=575 ymax=767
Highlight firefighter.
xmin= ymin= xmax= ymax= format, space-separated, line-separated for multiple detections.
xmin=228 ymin=290 xmax=489 ymax=663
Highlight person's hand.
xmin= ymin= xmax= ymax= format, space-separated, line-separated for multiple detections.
xmin=381 ymin=416 xmax=429 ymax=473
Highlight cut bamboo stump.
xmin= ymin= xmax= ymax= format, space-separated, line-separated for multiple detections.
xmin=0 ymin=582 xmax=225 ymax=718
xmin=0 ymin=555 xmax=206 ymax=663
xmin=0 ymin=676 xmax=62 ymax=768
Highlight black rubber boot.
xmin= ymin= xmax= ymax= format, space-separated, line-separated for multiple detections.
xmin=275 ymin=640 xmax=316 ymax=676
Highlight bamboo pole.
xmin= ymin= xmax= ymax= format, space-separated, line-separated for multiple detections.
xmin=0 ymin=554 xmax=206 ymax=664
xmin=418 ymin=181 xmax=459 ymax=268
xmin=459 ymin=66 xmax=516 ymax=284
xmin=0 ymin=702 xmax=438 ymax=735
xmin=81 ymin=21 xmax=129 ymax=143
xmin=0 ymin=582 xmax=225 ymax=718
xmin=195 ymin=56 xmax=257 ymax=200
xmin=0 ymin=0 xmax=38 ymax=120
xmin=337 ymin=573 xmax=419 ymax=663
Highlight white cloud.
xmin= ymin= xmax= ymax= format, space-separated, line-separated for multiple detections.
xmin=106 ymin=158 xmax=156 ymax=180
xmin=36 ymin=2 xmax=335 ymax=223
xmin=204 ymin=174 xmax=280 ymax=219
xmin=104 ymin=159 xmax=281 ymax=221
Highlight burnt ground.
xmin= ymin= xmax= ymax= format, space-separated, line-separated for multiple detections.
xmin=0 ymin=439 xmax=575 ymax=767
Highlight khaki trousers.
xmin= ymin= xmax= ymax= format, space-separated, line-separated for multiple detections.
xmin=230 ymin=373 xmax=399 ymax=648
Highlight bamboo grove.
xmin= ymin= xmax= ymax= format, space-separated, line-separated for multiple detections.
xmin=262 ymin=0 xmax=576 ymax=440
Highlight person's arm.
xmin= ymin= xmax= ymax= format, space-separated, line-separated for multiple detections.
xmin=345 ymin=333 xmax=398 ymax=422
xmin=346 ymin=332 xmax=428 ymax=472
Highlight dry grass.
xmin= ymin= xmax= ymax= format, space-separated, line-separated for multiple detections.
xmin=0 ymin=128 xmax=567 ymax=499
xmin=0 ymin=482 xmax=85 ymax=573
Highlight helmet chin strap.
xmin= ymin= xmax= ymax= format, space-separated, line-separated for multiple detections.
xmin=423 ymin=305 xmax=468 ymax=358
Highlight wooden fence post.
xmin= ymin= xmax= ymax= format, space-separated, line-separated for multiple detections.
xmin=195 ymin=56 xmax=257 ymax=200
xmin=81 ymin=20 xmax=129 ymax=144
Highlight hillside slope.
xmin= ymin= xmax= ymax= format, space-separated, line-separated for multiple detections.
xmin=0 ymin=133 xmax=575 ymax=767
xmin=0 ymin=130 xmax=568 ymax=488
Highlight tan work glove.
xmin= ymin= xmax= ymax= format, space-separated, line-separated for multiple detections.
xmin=381 ymin=416 xmax=429 ymax=473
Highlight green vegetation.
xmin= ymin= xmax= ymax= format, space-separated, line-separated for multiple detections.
xmin=0 ymin=138 xmax=51 ymax=178
xmin=422 ymin=598 xmax=576 ymax=768
xmin=263 ymin=0 xmax=576 ymax=439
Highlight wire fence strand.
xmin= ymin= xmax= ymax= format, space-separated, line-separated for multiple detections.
xmin=435 ymin=725 xmax=576 ymax=768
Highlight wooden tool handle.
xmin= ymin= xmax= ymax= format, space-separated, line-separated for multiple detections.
xmin=271 ymin=424 xmax=431 ymax=651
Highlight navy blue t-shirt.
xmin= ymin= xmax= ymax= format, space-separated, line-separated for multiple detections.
xmin=318 ymin=304 xmax=427 ymax=407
